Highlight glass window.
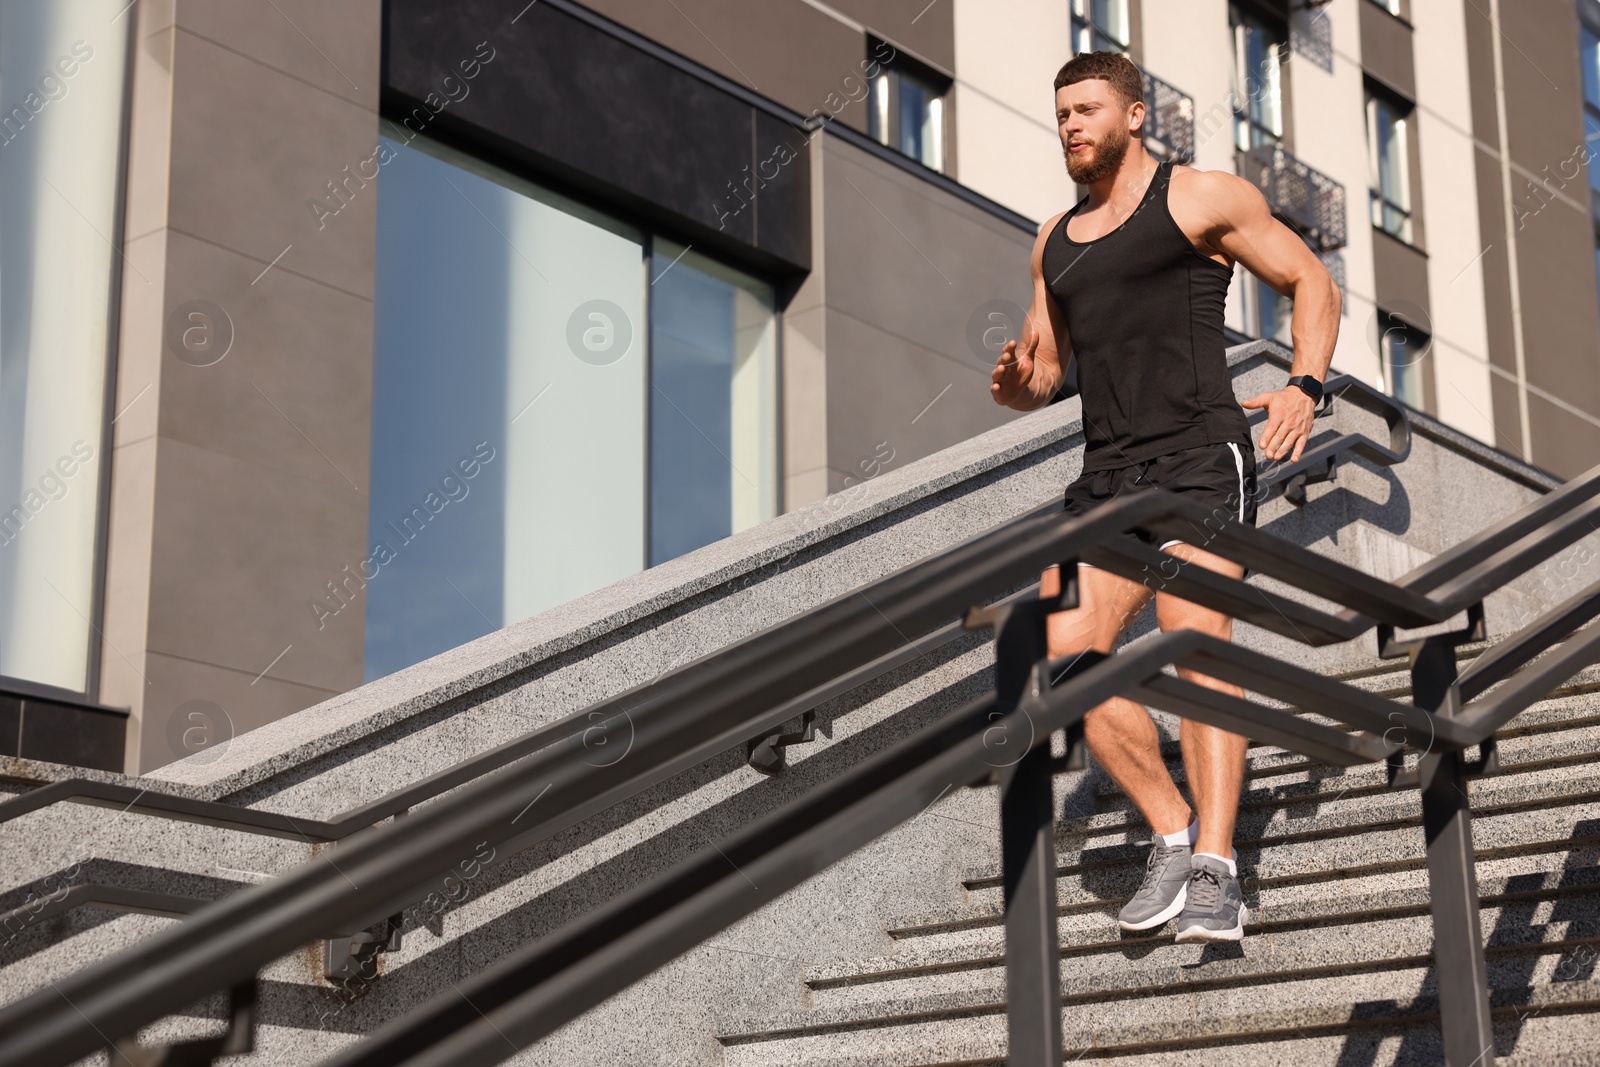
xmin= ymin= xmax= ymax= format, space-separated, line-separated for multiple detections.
xmin=866 ymin=48 xmax=947 ymax=172
xmin=1584 ymin=26 xmax=1600 ymax=196
xmin=0 ymin=0 xmax=129 ymax=694
xmin=1588 ymin=109 xmax=1600 ymax=198
xmin=368 ymin=135 xmax=779 ymax=680
xmin=898 ymin=71 xmax=944 ymax=170
xmin=1581 ymin=25 xmax=1599 ymax=112
xmin=1366 ymin=89 xmax=1413 ymax=241
xmin=367 ymin=134 xmax=647 ymax=679
xmin=648 ymin=241 xmax=777 ymax=565
xmin=1377 ymin=310 xmax=1428 ymax=408
xmin=1231 ymin=4 xmax=1286 ymax=151
xmin=1071 ymin=0 xmax=1130 ymax=54
xmin=1372 ymin=0 xmax=1403 ymax=16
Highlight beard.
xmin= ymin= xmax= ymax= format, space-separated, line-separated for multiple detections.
xmin=1064 ymin=123 xmax=1131 ymax=184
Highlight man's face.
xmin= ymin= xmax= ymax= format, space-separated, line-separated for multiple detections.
xmin=1056 ymin=79 xmax=1139 ymax=184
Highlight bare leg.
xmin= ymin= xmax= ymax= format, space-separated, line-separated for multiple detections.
xmin=1155 ymin=542 xmax=1250 ymax=858
xmin=1041 ymin=562 xmax=1193 ymax=837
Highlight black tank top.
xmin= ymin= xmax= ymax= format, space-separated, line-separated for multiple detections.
xmin=1042 ymin=159 xmax=1250 ymax=473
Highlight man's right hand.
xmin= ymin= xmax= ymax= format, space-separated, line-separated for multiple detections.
xmin=991 ymin=319 xmax=1040 ymax=408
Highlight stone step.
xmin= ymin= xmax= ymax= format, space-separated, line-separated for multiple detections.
xmin=887 ymin=793 xmax=1600 ymax=947
xmin=968 ymin=769 xmax=1600 ymax=898
xmin=723 ymin=979 xmax=1600 ymax=1067
xmin=889 ymin=849 xmax=1600 ymax=966
xmin=806 ymin=903 xmax=1600 ymax=1017
xmin=802 ymin=864 xmax=1600 ymax=1004
xmin=730 ymin=942 xmax=1600 ymax=1061
xmin=717 ymin=962 xmax=1600 ymax=1067
xmin=1084 ymin=1011 xmax=1600 ymax=1067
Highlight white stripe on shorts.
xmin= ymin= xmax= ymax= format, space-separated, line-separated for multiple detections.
xmin=1226 ymin=441 xmax=1245 ymax=523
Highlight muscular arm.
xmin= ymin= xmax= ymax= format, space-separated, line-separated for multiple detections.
xmin=991 ymin=212 xmax=1073 ymax=411
xmin=1184 ymin=170 xmax=1343 ymax=461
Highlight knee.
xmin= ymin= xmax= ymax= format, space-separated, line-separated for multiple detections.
xmin=1155 ymin=600 xmax=1233 ymax=641
xmin=1046 ymin=612 xmax=1111 ymax=658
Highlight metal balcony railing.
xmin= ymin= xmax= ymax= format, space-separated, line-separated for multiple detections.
xmin=1290 ymin=5 xmax=1334 ymax=73
xmin=1141 ymin=71 xmax=1194 ymax=164
xmin=1237 ymin=142 xmax=1349 ymax=252
xmin=6 ymin=393 xmax=1600 ymax=1067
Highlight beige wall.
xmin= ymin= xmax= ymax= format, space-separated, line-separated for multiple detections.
xmin=1141 ymin=1 xmax=1245 ymax=334
xmin=1279 ymin=0 xmax=1379 ymax=389
xmin=1413 ymin=0 xmax=1496 ymax=443
xmin=950 ymin=0 xmax=1072 ymax=225
xmin=103 ymin=0 xmax=381 ymax=771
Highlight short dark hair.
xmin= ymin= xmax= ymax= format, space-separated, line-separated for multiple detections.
xmin=1054 ymin=51 xmax=1144 ymax=108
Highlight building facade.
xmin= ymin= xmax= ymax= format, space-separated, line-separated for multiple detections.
xmin=1 ymin=0 xmax=1597 ymax=773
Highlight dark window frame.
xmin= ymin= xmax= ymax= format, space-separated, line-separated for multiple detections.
xmin=1070 ymin=0 xmax=1131 ymax=54
xmin=1230 ymin=2 xmax=1291 ymax=152
xmin=1376 ymin=307 xmax=1430 ymax=409
xmin=1365 ymin=79 xmax=1415 ymax=243
xmin=1580 ymin=16 xmax=1600 ymax=197
xmin=1576 ymin=2 xmax=1600 ymax=324
xmin=865 ymin=38 xmax=951 ymax=173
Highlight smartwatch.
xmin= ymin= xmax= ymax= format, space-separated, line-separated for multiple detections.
xmin=1286 ymin=375 xmax=1324 ymax=404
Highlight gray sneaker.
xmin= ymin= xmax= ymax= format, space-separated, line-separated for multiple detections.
xmin=1174 ymin=854 xmax=1249 ymax=943
xmin=1117 ymin=841 xmax=1192 ymax=931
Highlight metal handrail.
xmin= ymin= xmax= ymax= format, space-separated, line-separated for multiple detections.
xmin=1248 ymin=373 xmax=1410 ymax=505
xmin=1458 ymin=576 xmax=1600 ymax=701
xmin=315 ymin=622 xmax=1600 ymax=1067
xmin=3 ymin=465 xmax=1600 ymax=1067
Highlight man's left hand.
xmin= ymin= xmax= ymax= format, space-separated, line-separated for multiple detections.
xmin=1241 ymin=387 xmax=1316 ymax=463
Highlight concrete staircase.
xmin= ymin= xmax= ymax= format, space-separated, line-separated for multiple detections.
xmin=715 ymin=659 xmax=1600 ymax=1066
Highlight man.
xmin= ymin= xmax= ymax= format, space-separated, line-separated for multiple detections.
xmin=990 ymin=51 xmax=1340 ymax=943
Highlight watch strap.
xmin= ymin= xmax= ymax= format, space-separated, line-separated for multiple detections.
xmin=1287 ymin=375 xmax=1324 ymax=403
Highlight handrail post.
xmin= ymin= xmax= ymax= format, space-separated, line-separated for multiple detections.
xmin=1421 ymin=749 xmax=1495 ymax=1066
xmin=1409 ymin=633 xmax=1496 ymax=1066
xmin=987 ymin=588 xmax=1065 ymax=1065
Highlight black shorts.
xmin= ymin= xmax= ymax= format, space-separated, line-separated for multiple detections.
xmin=1062 ymin=442 xmax=1258 ymax=560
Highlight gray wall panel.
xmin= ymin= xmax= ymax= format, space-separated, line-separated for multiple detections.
xmin=1462 ymin=0 xmax=1500 ymax=152
xmin=103 ymin=1 xmax=384 ymax=772
xmin=829 ymin=0 xmax=956 ymax=71
xmin=580 ymin=0 xmax=872 ymax=129
xmin=1499 ymin=0 xmax=1600 ymax=478
xmin=819 ymin=137 xmax=1032 ymax=492
xmin=1372 ymin=228 xmax=1431 ymax=317
xmin=1527 ymin=392 xmax=1600 ymax=482
xmin=1359 ymin=0 xmax=1416 ymax=101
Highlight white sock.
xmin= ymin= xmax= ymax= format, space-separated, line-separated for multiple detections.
xmin=1195 ymin=851 xmax=1237 ymax=877
xmin=1159 ymin=819 xmax=1199 ymax=847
